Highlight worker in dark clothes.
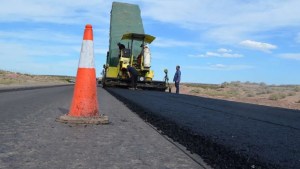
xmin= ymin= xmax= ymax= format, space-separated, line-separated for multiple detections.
xmin=173 ymin=65 xmax=181 ymax=94
xmin=117 ymin=42 xmax=125 ymax=57
xmin=117 ymin=42 xmax=125 ymax=50
xmin=127 ymin=65 xmax=138 ymax=90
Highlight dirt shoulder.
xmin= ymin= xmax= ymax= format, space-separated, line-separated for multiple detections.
xmin=174 ymin=82 xmax=300 ymax=110
xmin=0 ymin=70 xmax=74 ymax=89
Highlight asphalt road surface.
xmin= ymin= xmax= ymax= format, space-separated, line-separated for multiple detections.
xmin=0 ymin=86 xmax=209 ymax=169
xmin=107 ymin=88 xmax=300 ymax=169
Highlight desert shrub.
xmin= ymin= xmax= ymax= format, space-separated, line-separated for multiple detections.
xmin=223 ymin=89 xmax=240 ymax=98
xmin=185 ymin=83 xmax=219 ymax=89
xmin=269 ymin=93 xmax=286 ymax=100
xmin=0 ymin=79 xmax=15 ymax=85
xmin=185 ymin=83 xmax=199 ymax=88
xmin=296 ymin=100 xmax=300 ymax=104
xmin=189 ymin=89 xmax=200 ymax=94
xmin=65 ymin=79 xmax=71 ymax=82
xmin=203 ymin=90 xmax=223 ymax=97
xmin=201 ymin=85 xmax=219 ymax=90
xmin=293 ymin=87 xmax=300 ymax=92
xmin=259 ymin=82 xmax=267 ymax=87
xmin=287 ymin=92 xmax=296 ymax=96
xmin=247 ymin=93 xmax=255 ymax=97
xmin=220 ymin=82 xmax=229 ymax=88
xmin=269 ymin=94 xmax=279 ymax=100
xmin=202 ymin=89 xmax=240 ymax=98
xmin=256 ymin=89 xmax=273 ymax=95
xmin=228 ymin=89 xmax=239 ymax=95
xmin=230 ymin=81 xmax=241 ymax=87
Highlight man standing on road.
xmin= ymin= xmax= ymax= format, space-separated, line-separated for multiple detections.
xmin=173 ymin=65 xmax=181 ymax=94
xmin=127 ymin=65 xmax=138 ymax=90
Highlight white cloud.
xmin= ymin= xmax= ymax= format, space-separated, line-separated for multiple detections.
xmin=222 ymin=53 xmax=243 ymax=58
xmin=278 ymin=53 xmax=300 ymax=61
xmin=0 ymin=30 xmax=81 ymax=44
xmin=218 ymin=48 xmax=232 ymax=53
xmin=0 ymin=42 xmax=77 ymax=61
xmin=2 ymin=0 xmax=300 ymax=44
xmin=0 ymin=41 xmax=106 ymax=75
xmin=188 ymin=54 xmax=205 ymax=58
xmin=0 ymin=0 xmax=111 ymax=25
xmin=1 ymin=0 xmax=298 ymax=47
xmin=189 ymin=48 xmax=243 ymax=58
xmin=0 ymin=28 xmax=108 ymax=58
xmin=240 ymin=40 xmax=277 ymax=52
xmin=209 ymin=64 xmax=253 ymax=70
xmin=152 ymin=38 xmax=202 ymax=48
xmin=211 ymin=64 xmax=227 ymax=69
xmin=140 ymin=0 xmax=300 ymax=43
xmin=206 ymin=52 xmax=220 ymax=57
xmin=186 ymin=64 xmax=253 ymax=71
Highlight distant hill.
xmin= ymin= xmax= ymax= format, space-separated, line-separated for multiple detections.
xmin=0 ymin=70 xmax=75 ymax=88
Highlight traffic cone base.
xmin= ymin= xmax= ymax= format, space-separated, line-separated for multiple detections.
xmin=56 ymin=114 xmax=109 ymax=124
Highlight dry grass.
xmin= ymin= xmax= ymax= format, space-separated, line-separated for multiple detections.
xmin=268 ymin=93 xmax=286 ymax=100
xmin=0 ymin=70 xmax=75 ymax=87
xmin=181 ymin=81 xmax=300 ymax=110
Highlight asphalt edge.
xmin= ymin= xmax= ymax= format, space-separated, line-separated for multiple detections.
xmin=106 ymin=88 xmax=280 ymax=169
xmin=0 ymin=84 xmax=74 ymax=93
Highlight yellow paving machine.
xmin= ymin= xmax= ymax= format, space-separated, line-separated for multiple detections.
xmin=101 ymin=2 xmax=169 ymax=91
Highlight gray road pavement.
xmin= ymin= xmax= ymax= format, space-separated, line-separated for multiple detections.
xmin=107 ymin=88 xmax=300 ymax=169
xmin=0 ymin=86 xmax=207 ymax=169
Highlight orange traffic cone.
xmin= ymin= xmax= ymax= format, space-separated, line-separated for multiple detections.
xmin=57 ymin=24 xmax=108 ymax=124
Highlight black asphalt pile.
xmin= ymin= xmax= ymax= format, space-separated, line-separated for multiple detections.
xmin=107 ymin=88 xmax=300 ymax=169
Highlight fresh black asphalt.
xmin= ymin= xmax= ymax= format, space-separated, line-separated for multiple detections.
xmin=107 ymin=88 xmax=300 ymax=169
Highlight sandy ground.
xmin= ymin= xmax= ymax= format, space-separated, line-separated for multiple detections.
xmin=0 ymin=70 xmax=74 ymax=89
xmin=173 ymin=82 xmax=300 ymax=110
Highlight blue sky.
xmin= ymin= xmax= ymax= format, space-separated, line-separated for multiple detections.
xmin=0 ymin=0 xmax=299 ymax=85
